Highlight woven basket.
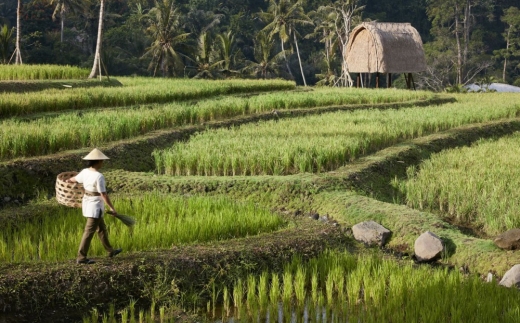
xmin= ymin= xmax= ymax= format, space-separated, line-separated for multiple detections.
xmin=55 ymin=171 xmax=84 ymax=208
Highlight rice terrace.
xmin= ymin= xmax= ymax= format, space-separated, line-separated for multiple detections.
xmin=1 ymin=63 xmax=520 ymax=323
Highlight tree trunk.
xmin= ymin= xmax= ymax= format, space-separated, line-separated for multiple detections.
xmin=463 ymin=0 xmax=471 ymax=79
xmin=14 ymin=0 xmax=22 ymax=65
xmin=503 ymin=27 xmax=511 ymax=82
xmin=60 ymin=14 xmax=64 ymax=43
xmin=454 ymin=4 xmax=462 ymax=84
xmin=89 ymin=0 xmax=105 ymax=79
xmin=280 ymin=39 xmax=294 ymax=79
xmin=293 ymin=34 xmax=307 ymax=86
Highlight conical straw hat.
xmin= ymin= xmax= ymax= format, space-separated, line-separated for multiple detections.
xmin=83 ymin=148 xmax=110 ymax=160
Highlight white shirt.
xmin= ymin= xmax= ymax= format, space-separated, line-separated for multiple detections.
xmin=74 ymin=168 xmax=107 ymax=218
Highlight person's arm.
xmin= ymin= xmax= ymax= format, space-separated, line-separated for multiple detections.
xmin=101 ymin=192 xmax=117 ymax=216
xmin=66 ymin=177 xmax=77 ymax=183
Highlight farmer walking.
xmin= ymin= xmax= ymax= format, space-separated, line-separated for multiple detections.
xmin=67 ymin=148 xmax=122 ymax=264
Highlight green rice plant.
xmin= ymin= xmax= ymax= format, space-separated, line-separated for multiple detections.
xmin=0 ymin=64 xmax=89 ymax=80
xmin=282 ymin=270 xmax=293 ymax=305
xmin=246 ymin=275 xmax=257 ymax=311
xmin=310 ymin=270 xmax=318 ymax=304
xmin=120 ymin=308 xmax=129 ymax=323
xmin=159 ymin=306 xmax=165 ymax=323
xmin=222 ymin=286 xmax=230 ymax=317
xmin=401 ymin=132 xmax=520 ymax=235
xmin=269 ymin=273 xmax=280 ymax=305
xmin=0 ymin=194 xmax=284 ymax=262
xmin=90 ymin=308 xmax=99 ymax=323
xmin=325 ymin=272 xmax=334 ymax=306
xmin=150 ymin=301 xmax=155 ymax=321
xmin=154 ymin=94 xmax=520 ymax=176
xmin=232 ymin=278 xmax=243 ymax=310
xmin=294 ymin=267 xmax=306 ymax=307
xmin=257 ymin=272 xmax=269 ymax=310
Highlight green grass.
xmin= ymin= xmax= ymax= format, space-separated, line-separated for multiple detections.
xmin=0 ymin=64 xmax=89 ymax=80
xmin=399 ymin=132 xmax=520 ymax=235
xmin=0 ymin=77 xmax=295 ymax=118
xmin=153 ymin=93 xmax=520 ymax=176
xmin=0 ymin=87 xmax=433 ymax=160
xmin=0 ymin=193 xmax=285 ymax=263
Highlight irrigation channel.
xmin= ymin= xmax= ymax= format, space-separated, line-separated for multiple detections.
xmin=2 ymin=75 xmax=520 ymax=322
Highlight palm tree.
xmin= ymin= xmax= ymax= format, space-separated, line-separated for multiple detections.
xmin=89 ymin=0 xmax=105 ymax=78
xmin=259 ymin=0 xmax=313 ymax=86
xmin=306 ymin=8 xmax=341 ymax=86
xmin=0 ymin=24 xmax=13 ymax=64
xmin=13 ymin=0 xmax=21 ymax=64
xmin=49 ymin=0 xmax=84 ymax=43
xmin=142 ymin=0 xmax=190 ymax=77
xmin=193 ymin=31 xmax=223 ymax=79
xmin=243 ymin=32 xmax=285 ymax=79
xmin=216 ymin=31 xmax=238 ymax=72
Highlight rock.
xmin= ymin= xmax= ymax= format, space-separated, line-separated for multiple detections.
xmin=319 ymin=215 xmax=329 ymax=223
xmin=3 ymin=196 xmax=10 ymax=202
xmin=352 ymin=221 xmax=391 ymax=247
xmin=499 ymin=265 xmax=520 ymax=288
xmin=309 ymin=213 xmax=319 ymax=220
xmin=494 ymin=229 xmax=520 ymax=250
xmin=414 ymin=231 xmax=444 ymax=262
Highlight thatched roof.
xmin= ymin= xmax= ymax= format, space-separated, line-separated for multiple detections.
xmin=346 ymin=22 xmax=427 ymax=74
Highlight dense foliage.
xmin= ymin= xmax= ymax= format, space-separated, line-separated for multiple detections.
xmin=0 ymin=0 xmax=519 ymax=88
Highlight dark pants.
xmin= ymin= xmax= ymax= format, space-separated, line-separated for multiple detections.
xmin=77 ymin=216 xmax=114 ymax=261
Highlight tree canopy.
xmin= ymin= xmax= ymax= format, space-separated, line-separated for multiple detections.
xmin=0 ymin=0 xmax=518 ymax=89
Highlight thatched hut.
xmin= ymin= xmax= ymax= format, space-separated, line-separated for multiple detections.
xmin=346 ymin=22 xmax=426 ymax=89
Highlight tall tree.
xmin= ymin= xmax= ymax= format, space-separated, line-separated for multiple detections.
xmin=426 ymin=0 xmax=494 ymax=87
xmin=142 ymin=0 xmax=190 ymax=77
xmin=259 ymin=0 xmax=313 ymax=86
xmin=49 ymin=0 xmax=84 ymax=43
xmin=313 ymin=0 xmax=363 ymax=87
xmin=13 ymin=0 xmax=21 ymax=64
xmin=89 ymin=0 xmax=106 ymax=78
xmin=497 ymin=7 xmax=520 ymax=82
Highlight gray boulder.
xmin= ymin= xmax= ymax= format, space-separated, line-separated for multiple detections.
xmin=414 ymin=231 xmax=443 ymax=262
xmin=352 ymin=221 xmax=391 ymax=247
xmin=499 ymin=265 xmax=520 ymax=288
xmin=494 ymin=229 xmax=520 ymax=250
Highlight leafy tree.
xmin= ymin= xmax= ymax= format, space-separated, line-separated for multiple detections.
xmin=216 ymin=30 xmax=239 ymax=72
xmin=426 ymin=0 xmax=494 ymax=87
xmin=142 ymin=0 xmax=190 ymax=76
xmin=192 ymin=31 xmax=223 ymax=78
xmin=495 ymin=6 xmax=520 ymax=82
xmin=312 ymin=0 xmax=363 ymax=87
xmin=0 ymin=24 xmax=13 ymax=63
xmin=49 ymin=0 xmax=85 ymax=42
xmin=259 ymin=0 xmax=313 ymax=86
xmin=243 ymin=31 xmax=285 ymax=79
